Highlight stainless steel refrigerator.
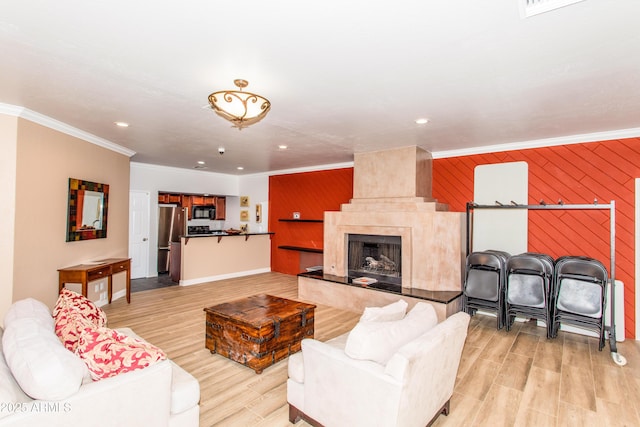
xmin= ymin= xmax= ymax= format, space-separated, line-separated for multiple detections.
xmin=157 ymin=205 xmax=187 ymax=273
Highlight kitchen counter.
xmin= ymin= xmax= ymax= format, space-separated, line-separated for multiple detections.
xmin=181 ymin=232 xmax=274 ymax=240
xmin=176 ymin=232 xmax=274 ymax=285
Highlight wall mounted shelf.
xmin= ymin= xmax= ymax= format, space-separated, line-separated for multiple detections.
xmin=278 ymin=245 xmax=323 ymax=253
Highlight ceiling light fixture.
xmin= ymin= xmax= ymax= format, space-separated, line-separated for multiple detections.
xmin=208 ymin=79 xmax=271 ymax=130
xmin=415 ymin=118 xmax=429 ymax=125
xmin=114 ymin=121 xmax=129 ymax=127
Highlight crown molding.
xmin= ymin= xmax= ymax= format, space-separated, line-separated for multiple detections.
xmin=130 ymin=161 xmax=237 ymax=178
xmin=264 ymin=162 xmax=354 ymax=178
xmin=432 ymin=127 xmax=640 ymax=159
xmin=0 ymin=103 xmax=136 ymax=158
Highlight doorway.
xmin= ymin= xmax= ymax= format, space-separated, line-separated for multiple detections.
xmin=129 ymin=190 xmax=150 ymax=279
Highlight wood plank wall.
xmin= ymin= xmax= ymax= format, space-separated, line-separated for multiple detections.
xmin=266 ymin=138 xmax=639 ymax=338
xmin=269 ymin=168 xmax=353 ymax=275
xmin=433 ymin=137 xmax=640 ymax=339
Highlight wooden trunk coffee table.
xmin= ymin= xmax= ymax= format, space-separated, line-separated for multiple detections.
xmin=204 ymin=294 xmax=316 ymax=374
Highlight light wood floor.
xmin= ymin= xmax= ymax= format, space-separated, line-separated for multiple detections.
xmin=102 ymin=272 xmax=640 ymax=427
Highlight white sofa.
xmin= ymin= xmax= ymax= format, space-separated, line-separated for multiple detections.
xmin=287 ymin=302 xmax=470 ymax=427
xmin=0 ymin=299 xmax=200 ymax=427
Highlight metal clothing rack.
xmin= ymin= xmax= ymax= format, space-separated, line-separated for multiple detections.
xmin=465 ymin=200 xmax=627 ymax=366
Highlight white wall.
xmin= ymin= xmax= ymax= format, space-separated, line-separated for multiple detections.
xmin=237 ymin=173 xmax=270 ymax=234
xmin=130 ymin=162 xmax=239 ymax=195
xmin=130 ymin=162 xmax=241 ymax=277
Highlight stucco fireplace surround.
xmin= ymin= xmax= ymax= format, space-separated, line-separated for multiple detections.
xmin=298 ymin=146 xmax=466 ymax=321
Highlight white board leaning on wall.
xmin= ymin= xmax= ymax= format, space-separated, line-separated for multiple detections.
xmin=472 ymin=161 xmax=528 ymax=255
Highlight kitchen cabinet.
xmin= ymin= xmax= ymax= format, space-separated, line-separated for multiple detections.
xmin=181 ymin=195 xmax=193 ymax=220
xmin=159 ymin=193 xmax=183 ymax=204
xmin=215 ymin=197 xmax=226 ymax=220
xmin=191 ymin=195 xmax=215 ymax=206
xmin=158 ymin=192 xmax=225 ymax=221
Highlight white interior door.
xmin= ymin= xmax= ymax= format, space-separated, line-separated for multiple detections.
xmin=129 ymin=190 xmax=150 ymax=279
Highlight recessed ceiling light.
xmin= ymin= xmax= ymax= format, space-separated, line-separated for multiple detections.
xmin=415 ymin=118 xmax=429 ymax=125
xmin=237 ymin=166 xmax=244 ymax=170
xmin=114 ymin=121 xmax=129 ymax=127
xmin=278 ymin=145 xmax=288 ymax=150
xmin=197 ymin=161 xmax=205 ymax=165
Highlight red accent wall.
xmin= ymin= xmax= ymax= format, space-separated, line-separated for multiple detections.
xmin=268 ymin=138 xmax=638 ymax=338
xmin=269 ymin=168 xmax=353 ymax=275
xmin=433 ymin=137 xmax=640 ymax=339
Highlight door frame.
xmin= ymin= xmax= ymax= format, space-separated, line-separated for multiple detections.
xmin=634 ymin=178 xmax=640 ymax=340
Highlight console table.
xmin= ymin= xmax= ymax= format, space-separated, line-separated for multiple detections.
xmin=58 ymin=258 xmax=131 ymax=304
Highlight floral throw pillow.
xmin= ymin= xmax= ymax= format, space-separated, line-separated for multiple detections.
xmin=53 ymin=308 xmax=95 ymax=352
xmin=53 ymin=288 xmax=107 ymax=326
xmin=77 ymin=327 xmax=167 ymax=381
xmin=53 ymin=289 xmax=107 ymax=352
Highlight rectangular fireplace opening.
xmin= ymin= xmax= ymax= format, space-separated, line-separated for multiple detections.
xmin=348 ymin=234 xmax=401 ymax=285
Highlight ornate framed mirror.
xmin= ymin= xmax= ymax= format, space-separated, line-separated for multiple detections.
xmin=66 ymin=178 xmax=109 ymax=241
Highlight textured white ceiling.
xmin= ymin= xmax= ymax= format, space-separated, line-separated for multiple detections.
xmin=1 ymin=0 xmax=639 ymax=174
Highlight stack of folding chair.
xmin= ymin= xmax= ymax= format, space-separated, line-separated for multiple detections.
xmin=551 ymin=255 xmax=608 ymax=350
xmin=463 ymin=250 xmax=510 ymax=329
xmin=504 ymin=253 xmax=555 ymax=336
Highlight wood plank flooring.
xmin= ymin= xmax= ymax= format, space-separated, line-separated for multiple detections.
xmin=102 ymin=272 xmax=640 ymax=427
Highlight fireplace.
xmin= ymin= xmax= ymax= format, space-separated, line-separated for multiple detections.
xmin=299 ymin=146 xmax=465 ymax=320
xmin=348 ymin=234 xmax=401 ymax=284
xmin=321 ymin=146 xmax=466 ymax=292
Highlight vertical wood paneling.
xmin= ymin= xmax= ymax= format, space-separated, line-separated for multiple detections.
xmin=269 ymin=168 xmax=353 ymax=275
xmin=434 ymin=137 xmax=640 ymax=339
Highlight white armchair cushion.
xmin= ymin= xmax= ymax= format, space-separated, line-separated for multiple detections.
xmin=301 ymin=338 xmax=403 ymax=427
xmin=359 ymin=299 xmax=408 ymax=322
xmin=288 ymin=352 xmax=305 ymax=383
xmin=169 ymin=361 xmax=201 ymax=415
xmin=288 ymin=332 xmax=349 ymax=385
xmin=345 ymin=302 xmax=438 ymax=365
xmin=0 ymin=327 xmax=30 ymax=420
xmin=2 ymin=317 xmax=87 ymax=400
xmin=3 ymin=298 xmax=54 ymax=329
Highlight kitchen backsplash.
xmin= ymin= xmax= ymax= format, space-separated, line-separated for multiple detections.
xmin=187 ymin=219 xmax=225 ymax=230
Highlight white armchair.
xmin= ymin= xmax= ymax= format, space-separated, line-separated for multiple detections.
xmin=287 ymin=309 xmax=470 ymax=427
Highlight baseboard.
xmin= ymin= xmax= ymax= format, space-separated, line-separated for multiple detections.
xmin=179 ymin=268 xmax=271 ymax=286
xmin=95 ymin=289 xmax=127 ymax=307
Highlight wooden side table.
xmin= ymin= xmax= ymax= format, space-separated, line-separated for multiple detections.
xmin=58 ymin=258 xmax=131 ymax=303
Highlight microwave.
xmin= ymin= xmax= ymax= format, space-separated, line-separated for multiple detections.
xmin=192 ymin=205 xmax=216 ymax=220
